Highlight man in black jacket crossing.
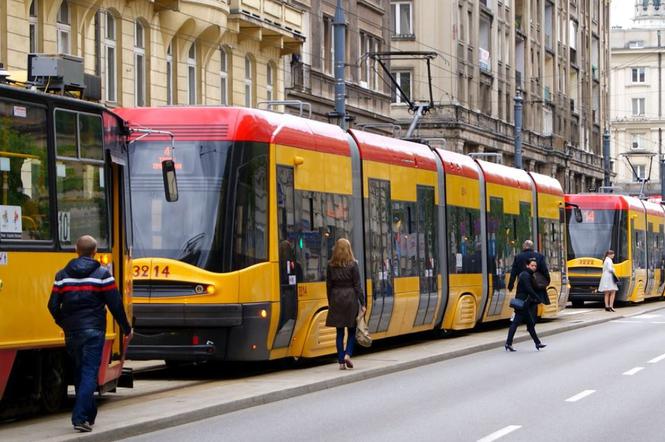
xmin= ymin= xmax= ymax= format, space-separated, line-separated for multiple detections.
xmin=47 ymin=235 xmax=132 ymax=433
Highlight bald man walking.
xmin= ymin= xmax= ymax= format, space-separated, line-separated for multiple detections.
xmin=48 ymin=235 xmax=132 ymax=433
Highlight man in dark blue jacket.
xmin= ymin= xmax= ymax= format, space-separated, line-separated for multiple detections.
xmin=47 ymin=235 xmax=132 ymax=433
xmin=507 ymin=239 xmax=550 ymax=304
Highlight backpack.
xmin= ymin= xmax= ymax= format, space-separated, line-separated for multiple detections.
xmin=533 ymin=271 xmax=548 ymax=291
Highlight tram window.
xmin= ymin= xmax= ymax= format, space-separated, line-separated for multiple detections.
xmin=447 ymin=205 xmax=481 ymax=274
xmin=392 ymin=201 xmax=418 ymax=277
xmin=231 ymin=142 xmax=268 ymax=270
xmin=323 ymin=192 xmax=352 ymax=264
xmin=0 ymin=99 xmax=51 ymax=241
xmin=55 ymin=162 xmax=108 ymax=248
xmin=79 ymin=114 xmax=104 ymax=160
xmin=417 ymin=186 xmax=437 ymax=279
xmin=55 ymin=110 xmax=77 ymax=158
xmin=518 ymin=202 xmax=532 ymax=245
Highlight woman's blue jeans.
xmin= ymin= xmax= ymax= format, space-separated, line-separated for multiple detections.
xmin=65 ymin=329 xmax=105 ymax=426
xmin=336 ymin=327 xmax=356 ymax=363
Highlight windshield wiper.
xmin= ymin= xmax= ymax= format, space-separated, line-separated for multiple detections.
xmin=177 ymin=232 xmax=206 ymax=263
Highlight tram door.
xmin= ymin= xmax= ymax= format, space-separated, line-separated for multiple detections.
xmin=414 ymin=186 xmax=438 ymax=325
xmin=274 ymin=166 xmax=299 ymax=348
xmin=367 ymin=179 xmax=393 ymax=333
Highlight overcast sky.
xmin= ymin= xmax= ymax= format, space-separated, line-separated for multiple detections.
xmin=611 ymin=0 xmax=636 ymax=28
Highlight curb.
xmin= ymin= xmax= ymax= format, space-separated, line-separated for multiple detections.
xmin=65 ymin=304 xmax=665 ymax=442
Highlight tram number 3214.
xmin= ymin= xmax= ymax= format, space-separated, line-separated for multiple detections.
xmin=133 ymin=265 xmax=171 ymax=278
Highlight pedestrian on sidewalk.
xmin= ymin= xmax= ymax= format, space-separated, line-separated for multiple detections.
xmin=507 ymin=239 xmax=551 ymax=306
xmin=505 ymin=258 xmax=546 ymax=352
xmin=47 ymin=235 xmax=133 ymax=433
xmin=599 ymin=249 xmax=618 ymax=312
xmin=326 ymin=238 xmax=366 ymax=370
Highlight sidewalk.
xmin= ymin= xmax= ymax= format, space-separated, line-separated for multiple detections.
xmin=2 ymin=303 xmax=664 ymax=442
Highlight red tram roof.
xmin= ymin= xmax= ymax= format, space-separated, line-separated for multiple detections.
xmin=348 ymin=129 xmax=438 ymax=171
xmin=565 ymin=194 xmax=645 ymax=212
xmin=476 ymin=159 xmax=532 ymax=191
xmin=115 ymin=107 xmax=350 ymax=156
xmin=433 ymin=148 xmax=480 ymax=179
xmin=528 ymin=172 xmax=564 ymax=197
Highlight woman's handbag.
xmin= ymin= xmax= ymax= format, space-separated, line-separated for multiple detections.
xmin=612 ymin=272 xmax=619 ymax=284
xmin=355 ymin=313 xmax=372 ymax=347
xmin=509 ymin=297 xmax=526 ymax=311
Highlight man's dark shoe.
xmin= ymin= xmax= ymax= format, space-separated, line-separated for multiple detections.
xmin=74 ymin=422 xmax=93 ymax=432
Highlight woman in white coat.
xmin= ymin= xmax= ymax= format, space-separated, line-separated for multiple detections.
xmin=599 ymin=250 xmax=618 ymax=312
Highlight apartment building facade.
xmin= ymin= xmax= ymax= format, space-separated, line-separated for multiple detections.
xmin=0 ymin=0 xmax=303 ymax=107
xmin=610 ymin=1 xmax=665 ymax=197
xmin=388 ymin=0 xmax=610 ymax=193
xmin=284 ymin=0 xmax=394 ymax=128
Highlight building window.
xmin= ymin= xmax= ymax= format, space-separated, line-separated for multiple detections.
xmin=632 ymin=67 xmax=646 ymax=83
xmin=632 ymin=97 xmax=646 ymax=116
xmin=56 ymin=0 xmax=70 ymax=55
xmin=391 ymin=1 xmax=413 ymax=36
xmin=134 ymin=21 xmax=146 ymax=106
xmin=266 ymin=63 xmax=274 ymax=101
xmin=323 ymin=15 xmax=334 ymax=75
xmin=634 ymin=165 xmax=647 ymax=182
xmin=220 ymin=47 xmax=228 ymax=105
xmin=104 ymin=12 xmax=117 ymax=102
xmin=360 ymin=32 xmax=380 ymax=90
xmin=166 ymin=43 xmax=173 ymax=105
xmin=391 ymin=71 xmax=411 ymax=103
xmin=631 ymin=133 xmax=646 ymax=150
xmin=628 ymin=40 xmax=645 ymax=49
xmin=188 ymin=43 xmax=197 ymax=105
xmin=29 ymin=0 xmax=39 ymax=53
xmin=244 ymin=56 xmax=253 ymax=107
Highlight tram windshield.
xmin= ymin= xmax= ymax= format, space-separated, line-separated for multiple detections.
xmin=129 ymin=140 xmax=268 ymax=272
xmin=566 ymin=208 xmax=628 ymax=262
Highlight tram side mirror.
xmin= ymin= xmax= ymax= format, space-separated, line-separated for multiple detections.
xmin=574 ymin=207 xmax=582 ymax=223
xmin=162 ymin=159 xmax=178 ymax=202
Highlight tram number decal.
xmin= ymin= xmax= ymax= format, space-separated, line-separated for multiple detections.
xmin=132 ymin=265 xmax=171 ymax=278
xmin=58 ymin=211 xmax=71 ymax=243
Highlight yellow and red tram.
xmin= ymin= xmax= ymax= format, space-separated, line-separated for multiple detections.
xmin=117 ymin=106 xmax=566 ymax=362
xmin=0 ymin=84 xmax=133 ymax=417
xmin=566 ymin=193 xmax=665 ymax=305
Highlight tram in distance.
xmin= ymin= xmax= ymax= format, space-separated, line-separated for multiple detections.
xmin=566 ymin=193 xmax=665 ymax=306
xmin=116 ymin=106 xmax=568 ymax=363
xmin=0 ymin=83 xmax=133 ymax=418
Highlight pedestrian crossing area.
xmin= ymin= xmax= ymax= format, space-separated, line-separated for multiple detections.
xmin=614 ymin=313 xmax=665 ymax=325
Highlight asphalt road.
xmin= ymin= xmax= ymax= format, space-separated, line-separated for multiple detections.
xmin=122 ymin=310 xmax=665 ymax=442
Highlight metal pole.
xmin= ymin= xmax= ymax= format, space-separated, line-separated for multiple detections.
xmin=603 ymin=130 xmax=611 ymax=187
xmin=333 ymin=0 xmax=347 ymax=129
xmin=514 ymin=91 xmax=523 ymax=169
xmin=660 ymin=128 xmax=664 ymax=199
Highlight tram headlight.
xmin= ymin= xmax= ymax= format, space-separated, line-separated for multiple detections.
xmin=260 ymin=309 xmax=268 ymax=319
xmin=194 ymin=284 xmax=205 ymax=294
xmin=206 ymin=285 xmax=216 ymax=295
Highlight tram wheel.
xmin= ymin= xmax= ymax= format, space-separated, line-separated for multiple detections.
xmin=41 ymin=351 xmax=67 ymax=413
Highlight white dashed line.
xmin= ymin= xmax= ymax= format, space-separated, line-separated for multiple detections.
xmin=648 ymin=353 xmax=665 ymax=364
xmin=623 ymin=367 xmax=645 ymax=376
xmin=565 ymin=390 xmax=596 ymax=402
xmin=477 ymin=425 xmax=522 ymax=442
xmin=633 ymin=314 xmax=662 ymax=319
xmin=560 ymin=309 xmax=592 ymax=316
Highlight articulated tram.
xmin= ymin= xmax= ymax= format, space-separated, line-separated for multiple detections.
xmin=566 ymin=194 xmax=665 ymax=305
xmin=117 ymin=106 xmax=566 ymax=363
xmin=0 ymin=84 xmax=133 ymax=418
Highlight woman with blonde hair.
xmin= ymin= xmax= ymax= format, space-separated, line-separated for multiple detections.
xmin=326 ymin=238 xmax=366 ymax=369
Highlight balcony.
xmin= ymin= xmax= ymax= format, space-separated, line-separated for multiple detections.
xmin=229 ymin=0 xmax=304 ymax=53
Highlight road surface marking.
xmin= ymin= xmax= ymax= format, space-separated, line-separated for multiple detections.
xmin=648 ymin=353 xmax=665 ymax=364
xmin=565 ymin=390 xmax=596 ymax=402
xmin=477 ymin=425 xmax=522 ymax=442
xmin=650 ymin=321 xmax=665 ymax=324
xmin=623 ymin=367 xmax=645 ymax=376
xmin=613 ymin=320 xmax=645 ymax=324
xmin=560 ymin=309 xmax=592 ymax=316
xmin=634 ymin=314 xmax=661 ymax=319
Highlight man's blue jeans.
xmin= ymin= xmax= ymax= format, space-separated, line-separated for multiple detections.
xmin=65 ymin=329 xmax=105 ymax=426
xmin=336 ymin=327 xmax=356 ymax=363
